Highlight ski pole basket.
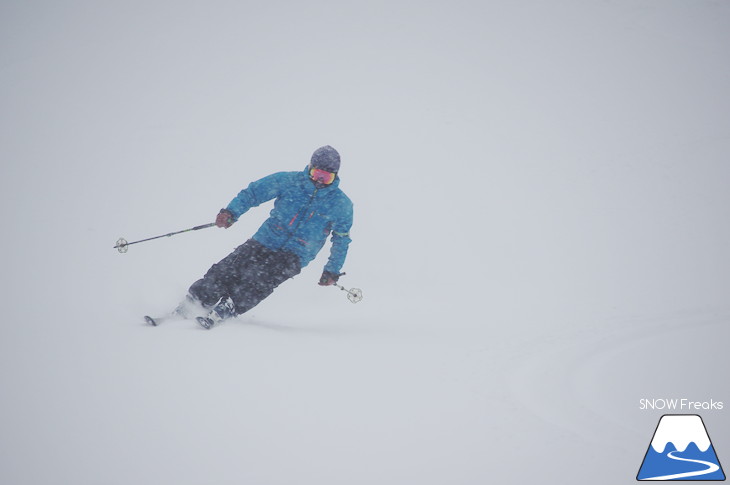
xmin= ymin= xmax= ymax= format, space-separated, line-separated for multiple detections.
xmin=335 ymin=284 xmax=363 ymax=303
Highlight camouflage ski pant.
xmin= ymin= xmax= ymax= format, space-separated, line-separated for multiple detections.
xmin=189 ymin=239 xmax=301 ymax=316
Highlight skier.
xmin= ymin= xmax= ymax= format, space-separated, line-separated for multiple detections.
xmin=180 ymin=145 xmax=353 ymax=328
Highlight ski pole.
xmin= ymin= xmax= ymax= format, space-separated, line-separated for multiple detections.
xmin=324 ymin=272 xmax=362 ymax=303
xmin=114 ymin=223 xmax=216 ymax=253
xmin=334 ymin=283 xmax=363 ymax=303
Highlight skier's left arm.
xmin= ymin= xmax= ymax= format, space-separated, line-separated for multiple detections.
xmin=323 ymin=200 xmax=353 ymax=278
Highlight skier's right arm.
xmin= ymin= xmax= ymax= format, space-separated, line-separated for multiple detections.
xmin=225 ymin=172 xmax=286 ymax=221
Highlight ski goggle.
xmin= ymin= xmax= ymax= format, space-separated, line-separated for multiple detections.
xmin=309 ymin=167 xmax=336 ymax=185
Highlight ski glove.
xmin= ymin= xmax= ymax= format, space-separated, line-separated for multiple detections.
xmin=318 ymin=271 xmax=342 ymax=286
xmin=216 ymin=209 xmax=235 ymax=228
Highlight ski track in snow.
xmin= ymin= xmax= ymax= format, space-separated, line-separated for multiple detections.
xmin=504 ymin=311 xmax=729 ymax=479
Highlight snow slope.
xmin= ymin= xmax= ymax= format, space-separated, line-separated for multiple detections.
xmin=1 ymin=1 xmax=729 ymax=484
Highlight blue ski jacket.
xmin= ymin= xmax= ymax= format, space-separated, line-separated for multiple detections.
xmin=225 ymin=167 xmax=353 ymax=274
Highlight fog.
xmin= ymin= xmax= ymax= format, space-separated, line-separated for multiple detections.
xmin=1 ymin=1 xmax=728 ymax=483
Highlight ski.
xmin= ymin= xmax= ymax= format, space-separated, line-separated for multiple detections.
xmin=145 ymin=297 xmax=234 ymax=330
xmin=196 ymin=316 xmax=215 ymax=330
xmin=145 ymin=312 xmax=219 ymax=329
xmin=144 ymin=314 xmax=181 ymax=326
xmin=145 ymin=295 xmax=210 ymax=327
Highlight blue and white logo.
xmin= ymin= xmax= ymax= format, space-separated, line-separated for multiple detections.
xmin=637 ymin=414 xmax=725 ymax=481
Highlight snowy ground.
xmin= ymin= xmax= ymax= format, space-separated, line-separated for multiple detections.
xmin=1 ymin=1 xmax=729 ymax=484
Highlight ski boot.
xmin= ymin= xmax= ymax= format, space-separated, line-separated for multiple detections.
xmin=196 ymin=298 xmax=236 ymax=329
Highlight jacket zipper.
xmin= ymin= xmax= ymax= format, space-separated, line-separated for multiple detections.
xmin=279 ymin=187 xmax=318 ymax=249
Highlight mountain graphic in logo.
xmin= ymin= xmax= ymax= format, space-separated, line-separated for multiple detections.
xmin=637 ymin=414 xmax=725 ymax=481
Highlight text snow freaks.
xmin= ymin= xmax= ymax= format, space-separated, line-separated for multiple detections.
xmin=640 ymin=399 xmax=724 ymax=411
